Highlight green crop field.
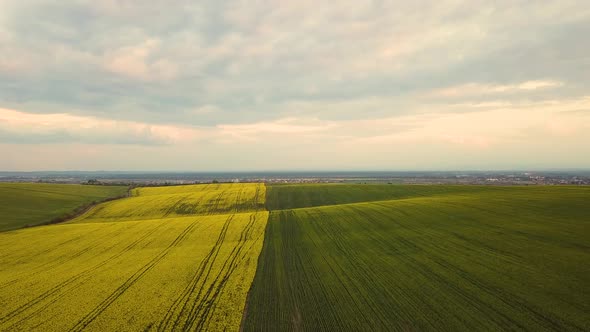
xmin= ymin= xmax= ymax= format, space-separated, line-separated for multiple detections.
xmin=244 ymin=184 xmax=590 ymax=331
xmin=1 ymin=182 xmax=589 ymax=331
xmin=0 ymin=183 xmax=128 ymax=232
xmin=265 ymin=183 xmax=503 ymax=210
xmin=0 ymin=183 xmax=267 ymax=331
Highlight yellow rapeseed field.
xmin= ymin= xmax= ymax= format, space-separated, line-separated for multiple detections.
xmin=72 ymin=183 xmax=265 ymax=223
xmin=0 ymin=183 xmax=268 ymax=331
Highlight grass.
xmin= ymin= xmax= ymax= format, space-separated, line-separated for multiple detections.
xmin=0 ymin=183 xmax=268 ymax=331
xmin=0 ymin=183 xmax=128 ymax=232
xmin=244 ymin=185 xmax=590 ymax=331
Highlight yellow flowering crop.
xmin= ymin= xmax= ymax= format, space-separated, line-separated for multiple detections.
xmin=0 ymin=183 xmax=268 ymax=331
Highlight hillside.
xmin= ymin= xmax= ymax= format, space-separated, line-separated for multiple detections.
xmin=0 ymin=183 xmax=128 ymax=232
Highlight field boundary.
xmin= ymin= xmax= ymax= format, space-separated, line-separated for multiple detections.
xmin=19 ymin=187 xmax=132 ymax=231
xmin=268 ymin=193 xmax=478 ymax=212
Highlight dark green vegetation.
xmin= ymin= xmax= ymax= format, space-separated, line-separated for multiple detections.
xmin=265 ymin=183 xmax=513 ymax=210
xmin=0 ymin=183 xmax=128 ymax=231
xmin=245 ymin=185 xmax=590 ymax=331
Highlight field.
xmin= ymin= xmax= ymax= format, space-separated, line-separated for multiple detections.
xmin=244 ymin=185 xmax=590 ymax=331
xmin=1 ymin=183 xmax=589 ymax=331
xmin=264 ymin=183 xmax=499 ymax=210
xmin=0 ymin=183 xmax=267 ymax=331
xmin=0 ymin=183 xmax=128 ymax=231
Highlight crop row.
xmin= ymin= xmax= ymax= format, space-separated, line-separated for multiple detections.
xmin=72 ymin=183 xmax=265 ymax=223
xmin=0 ymin=183 xmax=268 ymax=331
xmin=0 ymin=183 xmax=128 ymax=231
xmin=244 ymin=185 xmax=590 ymax=331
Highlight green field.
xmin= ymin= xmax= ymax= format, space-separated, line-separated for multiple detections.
xmin=265 ymin=183 xmax=502 ymax=210
xmin=0 ymin=183 xmax=267 ymax=331
xmin=1 ymin=183 xmax=589 ymax=331
xmin=0 ymin=183 xmax=128 ymax=231
xmin=244 ymin=185 xmax=590 ymax=331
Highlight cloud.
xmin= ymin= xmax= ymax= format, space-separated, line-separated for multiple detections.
xmin=217 ymin=117 xmax=337 ymax=142
xmin=103 ymin=39 xmax=179 ymax=81
xmin=0 ymin=1 xmax=589 ymax=169
xmin=1 ymin=95 xmax=589 ymax=170
xmin=0 ymin=108 xmax=204 ymax=145
xmin=430 ymin=80 xmax=564 ymax=98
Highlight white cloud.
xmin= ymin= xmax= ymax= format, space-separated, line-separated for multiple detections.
xmin=517 ymin=80 xmax=564 ymax=90
xmin=1 ymin=94 xmax=589 ymax=170
xmin=0 ymin=1 xmax=589 ymax=169
xmin=351 ymin=96 xmax=590 ymax=147
xmin=430 ymin=80 xmax=564 ymax=98
xmin=103 ymin=39 xmax=178 ymax=81
xmin=0 ymin=108 xmax=204 ymax=145
xmin=217 ymin=117 xmax=336 ymax=142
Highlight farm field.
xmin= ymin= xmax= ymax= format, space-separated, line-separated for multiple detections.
xmin=244 ymin=185 xmax=590 ymax=331
xmin=1 ymin=182 xmax=589 ymax=331
xmin=265 ymin=183 xmax=504 ymax=210
xmin=73 ymin=183 xmax=265 ymax=223
xmin=0 ymin=183 xmax=267 ymax=331
xmin=0 ymin=183 xmax=128 ymax=232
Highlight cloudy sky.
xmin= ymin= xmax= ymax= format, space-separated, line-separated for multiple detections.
xmin=1 ymin=0 xmax=589 ymax=171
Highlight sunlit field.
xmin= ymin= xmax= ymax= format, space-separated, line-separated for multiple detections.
xmin=0 ymin=183 xmax=267 ymax=331
xmin=1 ymin=183 xmax=588 ymax=331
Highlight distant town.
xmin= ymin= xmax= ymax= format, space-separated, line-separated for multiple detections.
xmin=1 ymin=171 xmax=589 ymax=186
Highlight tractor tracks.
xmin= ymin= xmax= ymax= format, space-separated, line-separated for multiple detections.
xmin=0 ymin=222 xmax=167 ymax=328
xmin=157 ymin=187 xmax=263 ymax=331
xmin=68 ymin=221 xmax=199 ymax=332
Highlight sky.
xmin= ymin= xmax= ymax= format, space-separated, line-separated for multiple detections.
xmin=1 ymin=0 xmax=589 ymax=171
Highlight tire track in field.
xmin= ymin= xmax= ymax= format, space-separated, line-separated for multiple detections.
xmin=68 ymin=220 xmax=199 ymax=332
xmin=251 ymin=184 xmax=260 ymax=211
xmin=192 ymin=213 xmax=261 ymax=331
xmin=185 ymin=216 xmax=255 ymax=330
xmin=0 ymin=223 xmax=158 ymax=330
xmin=162 ymin=194 xmax=187 ymax=217
xmin=1 ymin=222 xmax=165 ymax=326
xmin=0 ymin=222 xmax=167 ymax=327
xmin=184 ymin=194 xmax=262 ymax=331
xmin=158 ymin=186 xmax=260 ymax=332
xmin=210 ymin=187 xmax=231 ymax=214
xmin=185 ymin=187 xmax=228 ymax=217
xmin=157 ymin=189 xmax=254 ymax=330
xmin=180 ymin=188 xmax=261 ymax=330
xmin=157 ymin=186 xmax=246 ymax=330
xmin=0 ymin=225 xmax=126 ymax=290
xmin=157 ymin=214 xmax=235 ymax=331
xmin=6 ymin=221 xmax=216 ymax=332
xmin=0 ymin=231 xmax=89 ymax=268
xmin=3 ymin=183 xmax=265 ymax=331
xmin=0 ymin=231 xmax=91 ymax=288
